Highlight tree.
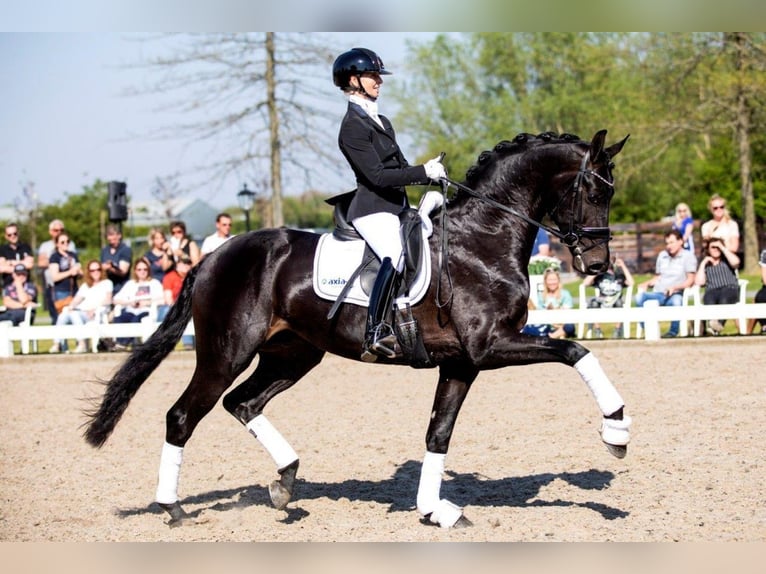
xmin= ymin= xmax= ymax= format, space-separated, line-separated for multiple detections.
xmin=129 ymin=33 xmax=341 ymax=229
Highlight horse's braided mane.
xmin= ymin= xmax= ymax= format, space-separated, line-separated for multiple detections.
xmin=465 ymin=131 xmax=581 ymax=186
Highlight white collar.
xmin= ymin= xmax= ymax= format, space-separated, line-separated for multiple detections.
xmin=349 ymin=94 xmax=383 ymax=127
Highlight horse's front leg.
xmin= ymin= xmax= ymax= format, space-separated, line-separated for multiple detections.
xmin=416 ymin=362 xmax=479 ymax=528
xmin=475 ymin=335 xmax=632 ymax=458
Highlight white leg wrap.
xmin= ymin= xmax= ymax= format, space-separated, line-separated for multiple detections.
xmin=246 ymin=414 xmax=298 ymax=470
xmin=416 ymin=451 xmax=463 ymax=528
xmin=155 ymin=442 xmax=184 ymax=504
xmin=601 ymin=415 xmax=633 ymax=446
xmin=574 ymin=352 xmax=624 ymax=416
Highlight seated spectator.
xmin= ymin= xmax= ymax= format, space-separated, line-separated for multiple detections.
xmin=143 ymin=228 xmax=174 ymax=283
xmin=157 ymin=256 xmax=194 ymax=350
xmin=111 ymin=258 xmax=164 ymax=351
xmin=635 ymin=229 xmax=697 ymax=338
xmin=48 ymin=232 xmax=82 ymax=328
xmin=747 ymin=249 xmax=766 ymax=335
xmin=37 ymin=219 xmax=77 ymax=324
xmin=49 ymin=260 xmax=113 ymax=354
xmin=169 ymin=220 xmax=201 ymax=266
xmin=0 ymin=264 xmax=38 ymax=325
xmin=582 ymin=255 xmax=634 ymax=338
xmin=531 ymin=227 xmax=550 ymax=257
xmin=522 ymin=268 xmax=575 ymax=339
xmin=694 ymin=237 xmax=741 ymax=336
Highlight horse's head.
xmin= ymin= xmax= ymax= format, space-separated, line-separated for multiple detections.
xmin=547 ymin=130 xmax=629 ymax=275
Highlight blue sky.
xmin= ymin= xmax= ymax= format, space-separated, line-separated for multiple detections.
xmin=0 ymin=32 xmax=438 ymax=210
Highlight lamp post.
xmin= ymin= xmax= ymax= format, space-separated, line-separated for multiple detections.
xmin=236 ymin=183 xmax=255 ymax=232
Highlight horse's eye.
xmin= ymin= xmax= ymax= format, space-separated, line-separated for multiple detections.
xmin=608 ymin=161 xmax=615 ymax=170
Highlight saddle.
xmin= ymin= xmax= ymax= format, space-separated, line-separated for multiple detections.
xmin=326 ymin=191 xmax=424 ymax=297
xmin=322 ymin=191 xmax=434 ymax=368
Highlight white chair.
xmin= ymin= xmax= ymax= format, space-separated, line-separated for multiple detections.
xmin=578 ymin=283 xmax=634 ymax=339
xmin=689 ymin=279 xmax=749 ymax=336
xmin=635 ymin=287 xmax=695 ymax=339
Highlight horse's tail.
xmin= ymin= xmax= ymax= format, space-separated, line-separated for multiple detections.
xmin=83 ymin=263 xmax=200 ymax=448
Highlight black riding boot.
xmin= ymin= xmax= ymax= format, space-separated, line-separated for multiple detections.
xmin=361 ymin=257 xmax=401 ymax=362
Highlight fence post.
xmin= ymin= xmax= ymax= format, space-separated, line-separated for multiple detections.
xmin=0 ymin=321 xmax=13 ymax=358
xmin=642 ymin=300 xmax=660 ymax=340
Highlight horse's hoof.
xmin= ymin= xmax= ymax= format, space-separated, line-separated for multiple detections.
xmin=269 ymin=480 xmax=292 ymax=510
xmin=158 ymin=501 xmax=190 ymax=527
xmin=454 ymin=515 xmax=473 ymax=528
xmin=604 ymin=442 xmax=627 ymax=459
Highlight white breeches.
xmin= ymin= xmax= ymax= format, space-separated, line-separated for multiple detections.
xmin=352 ymin=212 xmax=404 ymax=272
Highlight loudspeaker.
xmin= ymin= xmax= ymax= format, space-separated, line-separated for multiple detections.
xmin=107 ymin=181 xmax=128 ymax=222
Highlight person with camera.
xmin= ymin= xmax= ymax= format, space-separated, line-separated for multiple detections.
xmin=332 ymin=47 xmax=446 ymax=362
xmin=695 ymin=237 xmax=741 ymax=335
xmin=100 ymin=224 xmax=132 ymax=295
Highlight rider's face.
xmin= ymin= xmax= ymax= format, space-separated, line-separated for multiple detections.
xmin=355 ymin=72 xmax=382 ymax=99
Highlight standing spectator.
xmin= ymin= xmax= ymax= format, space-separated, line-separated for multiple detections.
xmin=0 ymin=222 xmax=34 ymax=288
xmin=748 ymin=249 xmax=766 ymax=335
xmin=0 ymin=264 xmax=37 ymax=325
xmin=635 ymin=229 xmax=697 ymax=338
xmin=200 ymin=213 xmax=234 ymax=258
xmin=695 ymin=237 xmax=741 ymax=335
xmin=531 ymin=227 xmax=551 ymax=257
xmin=111 ymin=258 xmax=164 ymax=351
xmin=48 ymin=232 xmax=82 ymax=327
xmin=701 ymin=194 xmax=740 ymax=255
xmin=49 ymin=260 xmax=113 ymax=354
xmin=101 ymin=224 xmax=132 ymax=295
xmin=582 ymin=255 xmax=635 ymax=338
xmin=143 ymin=228 xmax=174 ymax=283
xmin=37 ymin=219 xmax=76 ymax=323
xmin=522 ymin=268 xmax=576 ymax=339
xmin=672 ymin=203 xmax=695 ymax=253
xmin=168 ymin=220 xmax=201 ymax=266
xmin=157 ymin=256 xmax=194 ymax=350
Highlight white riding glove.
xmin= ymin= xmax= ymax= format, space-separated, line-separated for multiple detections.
xmin=423 ymin=156 xmax=447 ymax=181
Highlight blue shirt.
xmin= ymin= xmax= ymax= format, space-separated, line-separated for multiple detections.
xmin=531 ymin=228 xmax=550 ymax=256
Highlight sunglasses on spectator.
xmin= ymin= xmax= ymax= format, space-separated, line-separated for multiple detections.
xmin=136 ymin=267 xmax=149 ymax=272
xmin=52 ymin=228 xmax=64 ymax=232
xmin=58 ymin=239 xmax=70 ymax=245
xmin=711 ymin=205 xmax=725 ymax=211
xmin=172 ymin=229 xmax=184 ymax=235
xmin=89 ymin=267 xmax=102 ymax=272
xmin=6 ymin=232 xmax=18 ymax=238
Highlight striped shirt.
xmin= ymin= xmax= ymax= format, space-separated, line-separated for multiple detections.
xmin=704 ymin=259 xmax=738 ymax=290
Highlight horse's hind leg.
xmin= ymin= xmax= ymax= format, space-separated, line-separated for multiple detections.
xmin=222 ymin=333 xmax=325 ymax=510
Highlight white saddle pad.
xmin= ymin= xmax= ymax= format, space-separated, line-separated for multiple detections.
xmin=312 ymin=232 xmax=432 ymax=308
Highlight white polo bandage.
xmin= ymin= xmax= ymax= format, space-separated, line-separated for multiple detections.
xmin=574 ymin=352 xmax=624 ymax=416
xmin=246 ymin=414 xmax=298 ymax=470
xmin=155 ymin=442 xmax=184 ymax=504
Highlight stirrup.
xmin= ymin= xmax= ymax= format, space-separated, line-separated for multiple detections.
xmin=361 ymin=325 xmax=398 ymax=362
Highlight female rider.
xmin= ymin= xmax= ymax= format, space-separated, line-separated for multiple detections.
xmin=332 ymin=47 xmax=446 ymax=362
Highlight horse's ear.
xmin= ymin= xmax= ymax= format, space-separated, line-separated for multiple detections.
xmin=589 ymin=130 xmax=608 ymax=160
xmin=604 ymin=134 xmax=630 ymax=159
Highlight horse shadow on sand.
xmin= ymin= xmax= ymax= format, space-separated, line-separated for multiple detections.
xmin=114 ymin=460 xmax=628 ymax=524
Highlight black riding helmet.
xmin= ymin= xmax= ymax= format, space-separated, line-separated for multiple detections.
xmin=332 ymin=47 xmax=392 ymax=90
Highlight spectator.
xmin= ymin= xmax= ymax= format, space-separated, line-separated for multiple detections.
xmin=101 ymin=224 xmax=132 ymax=295
xmin=111 ymin=258 xmax=163 ymax=351
xmin=0 ymin=222 xmax=34 ymax=288
xmin=200 ymin=213 xmax=234 ymax=258
xmin=49 ymin=260 xmax=113 ymax=354
xmin=531 ymin=227 xmax=551 ymax=257
xmin=48 ymin=232 xmax=82 ymax=334
xmin=0 ymin=264 xmax=37 ymax=325
xmin=522 ymin=268 xmax=575 ymax=339
xmin=37 ymin=219 xmax=76 ymax=323
xmin=169 ymin=220 xmax=201 ymax=266
xmin=701 ymin=194 xmax=740 ymax=255
xmin=582 ymin=255 xmax=635 ymax=338
xmin=157 ymin=256 xmax=194 ymax=350
xmin=748 ymin=249 xmax=766 ymax=335
xmin=143 ymin=228 xmax=174 ymax=283
xmin=635 ymin=229 xmax=697 ymax=338
xmin=672 ymin=203 xmax=695 ymax=253
xmin=695 ymin=237 xmax=741 ymax=336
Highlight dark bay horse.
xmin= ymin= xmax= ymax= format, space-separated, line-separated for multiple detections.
xmin=85 ymin=130 xmax=631 ymax=529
